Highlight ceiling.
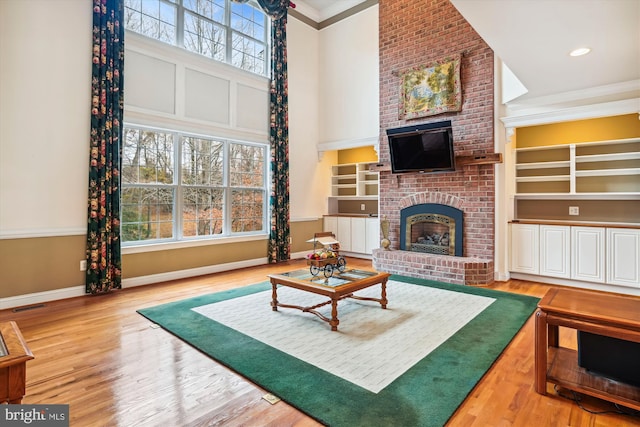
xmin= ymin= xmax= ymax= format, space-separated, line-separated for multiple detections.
xmin=294 ymin=0 xmax=640 ymax=105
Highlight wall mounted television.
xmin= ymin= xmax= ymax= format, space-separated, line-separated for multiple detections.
xmin=387 ymin=121 xmax=455 ymax=173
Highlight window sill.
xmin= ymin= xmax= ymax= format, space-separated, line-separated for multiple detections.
xmin=122 ymin=234 xmax=268 ymax=254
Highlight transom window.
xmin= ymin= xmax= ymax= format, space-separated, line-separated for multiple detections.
xmin=124 ymin=0 xmax=268 ymax=75
xmin=121 ymin=125 xmax=268 ymax=244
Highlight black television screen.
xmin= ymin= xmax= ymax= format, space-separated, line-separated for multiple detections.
xmin=387 ymin=122 xmax=455 ymax=173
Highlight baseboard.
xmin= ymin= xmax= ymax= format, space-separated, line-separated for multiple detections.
xmin=121 ymin=257 xmax=269 ymax=288
xmin=0 ymin=257 xmax=269 ymax=311
xmin=0 ymin=286 xmax=86 ymax=311
xmin=494 ymin=271 xmax=511 ymax=282
xmin=509 ymin=272 xmax=640 ymax=296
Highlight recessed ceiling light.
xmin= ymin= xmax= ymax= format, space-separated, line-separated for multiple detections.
xmin=569 ymin=47 xmax=591 ymax=57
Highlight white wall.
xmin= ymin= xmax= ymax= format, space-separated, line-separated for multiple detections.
xmin=318 ymin=6 xmax=379 ymax=147
xmin=0 ymin=0 xmax=92 ymax=237
xmin=287 ymin=16 xmax=335 ymax=219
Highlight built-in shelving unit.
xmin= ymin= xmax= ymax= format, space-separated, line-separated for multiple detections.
xmin=331 ymin=162 xmax=379 ymax=197
xmin=515 ymin=137 xmax=640 ymax=198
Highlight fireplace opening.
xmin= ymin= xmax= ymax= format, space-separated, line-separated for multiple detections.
xmin=400 ymin=203 xmax=463 ymax=256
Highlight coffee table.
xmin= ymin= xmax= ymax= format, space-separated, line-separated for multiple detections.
xmin=267 ymin=269 xmax=390 ymax=331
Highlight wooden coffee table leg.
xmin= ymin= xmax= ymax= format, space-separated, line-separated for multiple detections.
xmin=271 ymin=281 xmax=278 ymax=311
xmin=380 ymin=279 xmax=388 ymax=309
xmin=330 ymin=298 xmax=339 ymax=331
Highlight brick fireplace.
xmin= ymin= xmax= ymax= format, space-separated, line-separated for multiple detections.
xmin=373 ymin=0 xmax=496 ymax=285
xmin=374 ymin=192 xmax=494 ymax=285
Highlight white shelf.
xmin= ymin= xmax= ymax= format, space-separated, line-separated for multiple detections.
xmin=331 ymin=162 xmax=379 ymax=198
xmin=514 ymin=193 xmax=640 ymax=200
xmin=516 ymin=161 xmax=571 ymax=170
xmin=514 ymin=137 xmax=640 ymax=197
xmin=576 ymin=168 xmax=640 ymax=177
xmin=328 ymin=195 xmax=378 ymax=200
xmin=516 ymin=175 xmax=570 ymax=182
xmin=576 ymin=151 xmax=640 ymax=163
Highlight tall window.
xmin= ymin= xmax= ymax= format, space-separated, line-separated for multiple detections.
xmin=124 ymin=0 xmax=268 ymax=75
xmin=121 ymin=126 xmax=268 ymax=244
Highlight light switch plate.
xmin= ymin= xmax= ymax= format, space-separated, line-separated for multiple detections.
xmin=569 ymin=206 xmax=579 ymax=215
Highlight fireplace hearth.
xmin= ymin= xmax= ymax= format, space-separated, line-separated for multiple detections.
xmin=373 ymin=192 xmax=494 ymax=286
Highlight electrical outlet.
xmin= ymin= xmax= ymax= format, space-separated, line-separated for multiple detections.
xmin=360 ymin=203 xmax=366 ymax=211
xmin=80 ymin=260 xmax=87 ymax=271
xmin=569 ymin=206 xmax=579 ymax=216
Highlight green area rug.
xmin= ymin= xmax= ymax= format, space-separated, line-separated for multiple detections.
xmin=137 ymin=274 xmax=539 ymax=427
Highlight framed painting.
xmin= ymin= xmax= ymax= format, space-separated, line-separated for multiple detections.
xmin=399 ymin=56 xmax=462 ymax=120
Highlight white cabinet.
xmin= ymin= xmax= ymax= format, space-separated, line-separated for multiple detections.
xmin=571 ymin=226 xmax=605 ymax=283
xmin=607 ymin=228 xmax=640 ymax=287
xmin=351 ymin=217 xmax=366 ymax=254
xmin=323 ymin=216 xmax=338 ymax=238
xmin=337 ymin=217 xmax=352 ymax=252
xmin=511 ymin=222 xmax=640 ymax=290
xmin=540 ymin=225 xmax=571 ymax=279
xmin=365 ymin=217 xmax=380 ymax=254
xmin=324 ymin=216 xmax=380 ymax=256
xmin=510 ymin=223 xmax=540 ymax=274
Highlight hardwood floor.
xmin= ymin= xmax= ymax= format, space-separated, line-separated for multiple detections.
xmin=1 ymin=258 xmax=638 ymax=426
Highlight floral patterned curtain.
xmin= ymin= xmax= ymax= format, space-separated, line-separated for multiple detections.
xmin=258 ymin=0 xmax=291 ymax=263
xmin=86 ymin=0 xmax=124 ymax=294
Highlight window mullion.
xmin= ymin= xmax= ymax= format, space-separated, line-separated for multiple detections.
xmin=174 ymin=132 xmax=182 ymax=240
xmin=176 ymin=0 xmax=185 ymax=48
xmin=223 ymin=139 xmax=230 ymax=236
xmin=225 ymin=0 xmax=233 ymax=66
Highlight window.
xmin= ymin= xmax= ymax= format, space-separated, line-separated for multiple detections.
xmin=124 ymin=0 xmax=268 ymax=75
xmin=121 ymin=126 xmax=268 ymax=244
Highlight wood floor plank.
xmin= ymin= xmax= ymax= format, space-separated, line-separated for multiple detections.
xmin=1 ymin=258 xmax=638 ymax=426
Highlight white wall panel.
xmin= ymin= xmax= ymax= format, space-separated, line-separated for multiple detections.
xmin=125 ymin=50 xmax=176 ymax=114
xmin=184 ymin=68 xmax=230 ymax=124
xmin=236 ymin=84 xmax=267 ymax=131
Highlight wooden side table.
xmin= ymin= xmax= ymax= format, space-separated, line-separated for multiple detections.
xmin=535 ymin=288 xmax=640 ymax=410
xmin=0 ymin=321 xmax=34 ymax=404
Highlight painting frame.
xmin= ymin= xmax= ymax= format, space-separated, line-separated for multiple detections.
xmin=398 ymin=56 xmax=462 ymax=120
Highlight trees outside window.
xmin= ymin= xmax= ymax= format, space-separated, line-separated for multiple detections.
xmin=124 ymin=0 xmax=268 ymax=75
xmin=121 ymin=126 xmax=267 ymax=244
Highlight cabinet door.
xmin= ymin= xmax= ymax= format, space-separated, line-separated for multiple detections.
xmin=351 ymin=218 xmax=366 ymax=254
xmin=365 ymin=217 xmax=380 ymax=254
xmin=510 ymin=223 xmax=539 ymax=274
xmin=540 ymin=225 xmax=571 ymax=278
xmin=337 ymin=217 xmax=352 ymax=252
xmin=571 ymin=227 xmax=605 ymax=283
xmin=607 ymin=228 xmax=640 ymax=288
xmin=323 ymin=216 xmax=338 ymax=237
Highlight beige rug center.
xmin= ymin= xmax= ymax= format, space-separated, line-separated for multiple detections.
xmin=193 ymin=280 xmax=495 ymax=393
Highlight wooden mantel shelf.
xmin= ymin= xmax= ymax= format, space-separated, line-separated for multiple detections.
xmin=368 ymin=153 xmax=503 ymax=172
xmin=455 ymin=153 xmax=503 ymax=166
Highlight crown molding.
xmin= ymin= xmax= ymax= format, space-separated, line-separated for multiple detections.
xmin=501 ymin=98 xmax=640 ymax=129
xmin=289 ymin=0 xmax=377 ymax=29
xmin=317 ymin=135 xmax=379 ymax=153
